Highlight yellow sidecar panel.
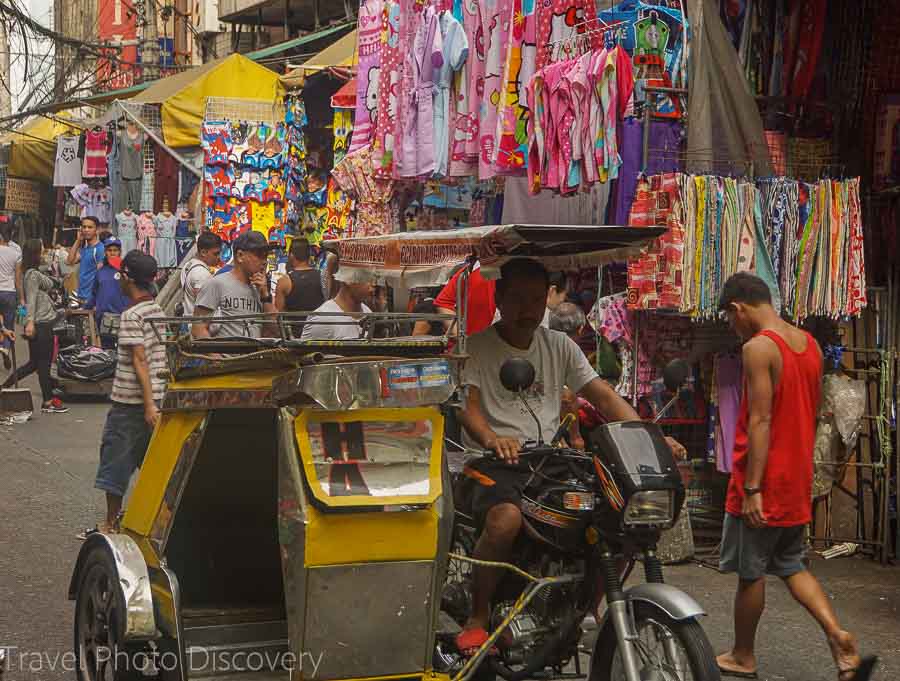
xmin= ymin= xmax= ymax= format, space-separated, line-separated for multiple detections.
xmin=305 ymin=504 xmax=438 ymax=566
xmin=122 ymin=410 xmax=207 ymax=536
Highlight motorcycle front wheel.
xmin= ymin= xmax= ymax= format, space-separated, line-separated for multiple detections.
xmin=590 ymin=603 xmax=720 ymax=681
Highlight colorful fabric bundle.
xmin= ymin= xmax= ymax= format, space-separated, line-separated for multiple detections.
xmin=627 ymin=173 xmax=866 ymax=320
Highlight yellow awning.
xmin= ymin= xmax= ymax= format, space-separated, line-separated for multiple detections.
xmin=133 ymin=54 xmax=286 ymax=148
xmin=4 ymin=114 xmax=80 ymax=182
xmin=280 ymin=29 xmax=357 ymax=89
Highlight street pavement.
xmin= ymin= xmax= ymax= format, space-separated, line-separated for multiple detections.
xmin=0 ymin=357 xmax=898 ymax=681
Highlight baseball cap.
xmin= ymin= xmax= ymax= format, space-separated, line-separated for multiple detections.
xmin=121 ymin=250 xmax=158 ymax=285
xmin=104 ymin=238 xmax=122 ymax=249
xmin=232 ymin=230 xmax=272 ymax=254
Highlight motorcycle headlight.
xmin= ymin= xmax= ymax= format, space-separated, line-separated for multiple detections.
xmin=623 ymin=490 xmax=674 ymax=527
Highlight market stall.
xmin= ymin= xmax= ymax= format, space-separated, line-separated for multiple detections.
xmin=302 ymin=0 xmax=886 ymax=563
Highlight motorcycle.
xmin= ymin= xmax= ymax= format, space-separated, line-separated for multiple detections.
xmin=440 ymin=358 xmax=720 ymax=681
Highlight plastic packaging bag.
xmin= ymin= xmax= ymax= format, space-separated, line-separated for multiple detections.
xmin=813 ymin=375 xmax=866 ymax=498
xmin=56 ymin=345 xmax=117 ymax=382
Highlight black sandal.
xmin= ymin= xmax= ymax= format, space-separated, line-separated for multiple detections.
xmin=840 ymin=656 xmax=878 ymax=681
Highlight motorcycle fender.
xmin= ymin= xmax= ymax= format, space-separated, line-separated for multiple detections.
xmin=597 ymin=584 xmax=706 ymax=632
xmin=68 ymin=533 xmax=157 ymax=641
xmin=624 ymin=583 xmax=706 ymax=620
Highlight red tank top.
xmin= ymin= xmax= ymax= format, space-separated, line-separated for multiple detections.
xmin=725 ymin=330 xmax=822 ymax=526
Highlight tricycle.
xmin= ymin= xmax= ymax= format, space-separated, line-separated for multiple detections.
xmin=68 ymin=224 xmax=717 ymax=681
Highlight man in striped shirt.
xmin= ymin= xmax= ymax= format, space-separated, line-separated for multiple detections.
xmin=92 ymin=251 xmax=166 ymax=534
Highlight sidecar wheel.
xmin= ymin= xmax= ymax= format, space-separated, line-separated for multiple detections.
xmin=74 ymin=546 xmax=146 ymax=681
xmin=590 ymin=603 xmax=720 ymax=681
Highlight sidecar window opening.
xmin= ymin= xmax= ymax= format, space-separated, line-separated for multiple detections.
xmin=165 ymin=408 xmax=285 ymax=616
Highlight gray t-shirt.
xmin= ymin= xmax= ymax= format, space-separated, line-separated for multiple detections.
xmin=461 ymin=325 xmax=598 ymax=448
xmin=119 ymin=131 xmax=146 ymax=180
xmin=195 ymin=271 xmax=263 ymax=338
xmin=301 ymin=299 xmax=372 ymax=341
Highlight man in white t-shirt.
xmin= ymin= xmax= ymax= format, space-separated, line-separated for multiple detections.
xmin=180 ymin=231 xmax=222 ymax=317
xmin=0 ymin=225 xmax=22 ymax=359
xmin=455 ymin=258 xmax=685 ymax=655
xmin=301 ymin=277 xmax=374 ymax=341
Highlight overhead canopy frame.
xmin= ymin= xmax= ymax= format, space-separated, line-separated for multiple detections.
xmin=326 ymin=225 xmax=665 ymax=287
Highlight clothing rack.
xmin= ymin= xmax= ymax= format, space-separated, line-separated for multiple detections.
xmin=809 ymin=286 xmax=896 ymax=564
xmin=204 ymin=97 xmax=285 ymax=126
xmin=543 ymin=16 xmax=629 ymax=62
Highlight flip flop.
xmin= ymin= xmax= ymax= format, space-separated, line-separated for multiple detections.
xmin=455 ymin=628 xmax=498 ymax=657
xmin=840 ymin=656 xmax=878 ymax=681
xmin=717 ymin=664 xmax=758 ymax=679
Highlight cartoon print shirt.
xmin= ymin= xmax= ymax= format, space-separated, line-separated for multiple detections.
xmin=477 ymin=0 xmax=513 ymax=179
xmin=449 ymin=0 xmax=483 ymax=176
xmin=349 ymin=0 xmax=385 ymax=153
xmin=202 ymin=121 xmax=233 ymax=166
xmin=493 ymin=0 xmax=536 ymax=174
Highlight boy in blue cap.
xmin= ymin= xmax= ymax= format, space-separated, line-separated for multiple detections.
xmin=85 ymin=238 xmax=131 ymax=345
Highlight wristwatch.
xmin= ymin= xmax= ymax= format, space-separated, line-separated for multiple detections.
xmin=743 ymin=486 xmax=762 ymax=496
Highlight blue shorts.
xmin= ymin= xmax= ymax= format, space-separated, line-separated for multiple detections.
xmin=95 ymin=402 xmax=154 ymax=497
xmin=719 ymin=513 xmax=807 ymax=581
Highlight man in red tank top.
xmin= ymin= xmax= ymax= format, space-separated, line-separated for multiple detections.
xmin=715 ymin=273 xmax=876 ymax=681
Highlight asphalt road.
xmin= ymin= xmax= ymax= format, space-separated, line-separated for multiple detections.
xmin=0 ymin=356 xmax=898 ymax=681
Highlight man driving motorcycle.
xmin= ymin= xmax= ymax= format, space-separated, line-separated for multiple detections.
xmin=456 ymin=258 xmax=686 ymax=655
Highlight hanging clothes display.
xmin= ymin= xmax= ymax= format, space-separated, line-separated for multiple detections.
xmin=201 ymin=106 xmax=289 ymax=246
xmin=526 ymin=44 xmax=638 ymax=195
xmin=626 ymin=173 xmax=866 ymax=320
xmin=350 ymin=0 xmax=672 ymax=187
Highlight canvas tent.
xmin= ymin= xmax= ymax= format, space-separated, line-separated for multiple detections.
xmin=2 ymin=114 xmax=81 ymax=182
xmin=280 ymin=29 xmax=357 ymax=89
xmin=132 ymin=53 xmax=286 ymax=148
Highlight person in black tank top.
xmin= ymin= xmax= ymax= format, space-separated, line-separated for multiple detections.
xmin=275 ymin=240 xmax=326 ymax=336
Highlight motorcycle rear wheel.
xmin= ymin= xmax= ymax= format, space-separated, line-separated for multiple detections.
xmin=590 ymin=603 xmax=720 ymax=681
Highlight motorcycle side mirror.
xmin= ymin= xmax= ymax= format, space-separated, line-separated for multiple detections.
xmin=662 ymin=359 xmax=691 ymax=393
xmin=500 ymin=358 xmax=536 ymax=394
